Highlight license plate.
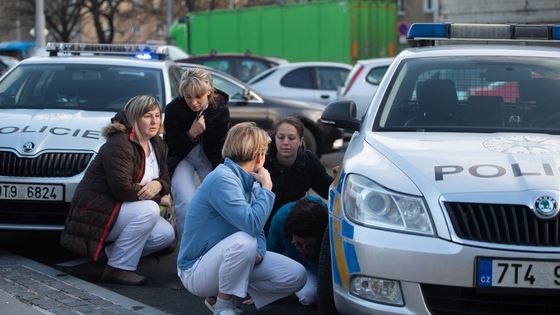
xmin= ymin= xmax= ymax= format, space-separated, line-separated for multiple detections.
xmin=0 ymin=183 xmax=64 ymax=201
xmin=477 ymin=257 xmax=560 ymax=289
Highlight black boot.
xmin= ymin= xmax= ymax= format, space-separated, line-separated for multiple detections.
xmin=101 ymin=265 xmax=147 ymax=286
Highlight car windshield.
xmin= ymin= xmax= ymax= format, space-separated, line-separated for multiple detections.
xmin=376 ymin=56 xmax=560 ymax=134
xmin=0 ymin=64 xmax=164 ymax=111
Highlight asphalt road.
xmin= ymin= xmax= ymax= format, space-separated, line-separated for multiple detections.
xmin=0 ymin=149 xmax=344 ymax=315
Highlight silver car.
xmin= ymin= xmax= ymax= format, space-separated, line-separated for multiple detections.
xmin=319 ymin=23 xmax=560 ymax=315
xmin=0 ymin=43 xmax=182 ymax=230
xmin=247 ymin=61 xmax=352 ymax=105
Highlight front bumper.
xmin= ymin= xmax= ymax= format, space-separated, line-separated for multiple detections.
xmin=330 ymin=221 xmax=560 ymax=315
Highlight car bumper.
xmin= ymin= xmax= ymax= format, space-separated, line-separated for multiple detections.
xmin=331 ymin=221 xmax=560 ymax=315
xmin=0 ymin=177 xmax=79 ymax=230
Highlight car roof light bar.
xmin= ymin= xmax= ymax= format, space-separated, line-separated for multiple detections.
xmin=45 ymin=42 xmax=169 ymax=60
xmin=407 ymin=23 xmax=560 ymax=42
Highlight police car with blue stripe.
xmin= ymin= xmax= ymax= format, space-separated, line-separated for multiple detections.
xmin=319 ymin=23 xmax=560 ymax=315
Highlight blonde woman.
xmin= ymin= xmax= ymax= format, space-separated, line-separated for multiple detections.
xmin=60 ymin=95 xmax=175 ymax=286
xmin=164 ymin=67 xmax=230 ymax=237
xmin=177 ymin=122 xmax=306 ymax=315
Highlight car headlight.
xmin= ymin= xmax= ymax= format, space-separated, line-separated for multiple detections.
xmin=343 ymin=174 xmax=434 ymax=235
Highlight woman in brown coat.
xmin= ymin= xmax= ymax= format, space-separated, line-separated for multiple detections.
xmin=60 ymin=95 xmax=175 ymax=286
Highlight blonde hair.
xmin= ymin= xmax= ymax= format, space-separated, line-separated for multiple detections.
xmin=180 ymin=67 xmax=214 ymax=99
xmin=123 ymin=95 xmax=163 ymax=136
xmin=222 ymin=122 xmax=271 ymax=162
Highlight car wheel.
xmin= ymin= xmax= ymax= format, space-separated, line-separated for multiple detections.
xmin=318 ymin=229 xmax=340 ymax=315
xmin=303 ymin=126 xmax=319 ymax=157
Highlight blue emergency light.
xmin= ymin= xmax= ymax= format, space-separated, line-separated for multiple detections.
xmin=407 ymin=23 xmax=560 ymax=41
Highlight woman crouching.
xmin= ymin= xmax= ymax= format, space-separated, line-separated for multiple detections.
xmin=177 ymin=122 xmax=306 ymax=315
xmin=60 ymin=95 xmax=175 ymax=286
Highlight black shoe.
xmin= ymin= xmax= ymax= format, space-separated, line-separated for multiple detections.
xmin=101 ymin=265 xmax=147 ymax=286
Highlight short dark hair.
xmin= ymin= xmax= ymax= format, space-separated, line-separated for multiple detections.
xmin=284 ymin=198 xmax=328 ymax=240
xmin=274 ymin=117 xmax=304 ymax=138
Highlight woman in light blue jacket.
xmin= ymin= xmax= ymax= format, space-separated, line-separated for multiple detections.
xmin=177 ymin=122 xmax=306 ymax=315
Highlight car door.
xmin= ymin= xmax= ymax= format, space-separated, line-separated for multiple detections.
xmin=280 ymin=66 xmax=349 ymax=104
xmin=211 ymin=72 xmax=270 ymax=128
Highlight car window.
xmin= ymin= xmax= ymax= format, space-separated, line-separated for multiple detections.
xmin=248 ymin=68 xmax=276 ymax=85
xmin=212 ymin=74 xmax=246 ymax=101
xmin=199 ymin=59 xmax=231 ymax=75
xmin=0 ymin=64 xmax=164 ymax=111
xmin=377 ymin=56 xmax=560 ymax=132
xmin=280 ymin=67 xmax=314 ymax=89
xmin=239 ymin=59 xmax=269 ymax=82
xmin=168 ymin=65 xmax=182 ymax=100
xmin=317 ymin=67 xmax=350 ymax=90
xmin=366 ymin=66 xmax=390 ymax=85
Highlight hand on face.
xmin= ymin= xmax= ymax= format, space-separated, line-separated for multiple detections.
xmin=250 ymin=165 xmax=272 ymax=190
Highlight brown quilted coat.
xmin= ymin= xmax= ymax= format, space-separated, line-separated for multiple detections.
xmin=59 ymin=111 xmax=170 ymax=261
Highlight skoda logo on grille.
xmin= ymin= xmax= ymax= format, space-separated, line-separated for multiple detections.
xmin=22 ymin=141 xmax=35 ymax=153
xmin=533 ymin=196 xmax=558 ymax=219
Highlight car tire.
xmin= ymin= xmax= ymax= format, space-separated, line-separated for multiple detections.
xmin=303 ymin=126 xmax=319 ymax=157
xmin=318 ymin=229 xmax=340 ymax=315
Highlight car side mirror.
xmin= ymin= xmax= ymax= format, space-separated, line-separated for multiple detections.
xmin=321 ymin=100 xmax=360 ymax=131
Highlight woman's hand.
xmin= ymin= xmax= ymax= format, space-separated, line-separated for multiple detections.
xmin=255 ymin=254 xmax=262 ymax=265
xmin=250 ymin=167 xmax=273 ymax=190
xmin=138 ymin=180 xmax=162 ymax=200
xmin=160 ymin=194 xmax=172 ymax=208
xmin=188 ymin=115 xmax=206 ymax=139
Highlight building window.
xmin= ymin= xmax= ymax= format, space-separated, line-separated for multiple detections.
xmin=423 ymin=0 xmax=438 ymax=13
xmin=397 ymin=0 xmax=405 ymax=15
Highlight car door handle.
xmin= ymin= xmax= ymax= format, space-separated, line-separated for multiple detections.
xmin=320 ymin=95 xmax=330 ymax=99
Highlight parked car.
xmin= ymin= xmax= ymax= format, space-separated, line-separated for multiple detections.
xmin=0 ymin=55 xmax=18 ymax=76
xmin=177 ymin=63 xmax=343 ymax=157
xmin=0 ymin=42 xmax=184 ymax=230
xmin=318 ymin=23 xmax=560 ymax=315
xmin=247 ymin=61 xmax=352 ymax=105
xmin=176 ymin=52 xmax=287 ymax=82
xmin=338 ymin=57 xmax=393 ymax=118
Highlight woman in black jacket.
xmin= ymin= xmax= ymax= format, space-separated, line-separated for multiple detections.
xmin=164 ymin=68 xmax=230 ymax=237
xmin=264 ymin=117 xmax=333 ymax=232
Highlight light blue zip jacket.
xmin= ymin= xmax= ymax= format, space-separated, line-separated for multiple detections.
xmin=177 ymin=158 xmax=275 ymax=270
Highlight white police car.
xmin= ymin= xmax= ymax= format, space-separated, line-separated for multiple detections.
xmin=0 ymin=43 xmax=183 ymax=230
xmin=319 ymin=23 xmax=560 ymax=315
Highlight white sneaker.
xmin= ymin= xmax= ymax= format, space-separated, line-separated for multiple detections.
xmin=205 ymin=297 xmax=243 ymax=315
xmin=214 ymin=310 xmax=236 ymax=315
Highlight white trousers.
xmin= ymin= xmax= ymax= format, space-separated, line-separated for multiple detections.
xmin=178 ymin=232 xmax=307 ymax=309
xmin=105 ymin=200 xmax=175 ymax=271
xmin=171 ymin=144 xmax=212 ymax=237
xmin=296 ymin=269 xmax=317 ymax=305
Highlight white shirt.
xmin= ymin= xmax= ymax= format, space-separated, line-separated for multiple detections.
xmin=140 ymin=141 xmax=160 ymax=185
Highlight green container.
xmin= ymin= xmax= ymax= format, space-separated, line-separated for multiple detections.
xmin=169 ymin=0 xmax=396 ymax=64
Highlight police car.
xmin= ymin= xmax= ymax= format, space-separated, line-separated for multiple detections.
xmin=0 ymin=43 xmax=183 ymax=230
xmin=319 ymin=23 xmax=560 ymax=315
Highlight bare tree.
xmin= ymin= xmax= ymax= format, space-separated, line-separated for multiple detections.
xmin=83 ymin=0 xmax=127 ymax=43
xmin=45 ymin=0 xmax=86 ymax=42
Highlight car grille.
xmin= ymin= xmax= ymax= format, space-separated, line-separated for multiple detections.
xmin=422 ymin=283 xmax=560 ymax=315
xmin=445 ymin=202 xmax=560 ymax=246
xmin=0 ymin=151 xmax=93 ymax=177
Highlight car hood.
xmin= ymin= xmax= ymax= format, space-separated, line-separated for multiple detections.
xmin=0 ymin=109 xmax=113 ymax=155
xmin=364 ymin=132 xmax=560 ymax=194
